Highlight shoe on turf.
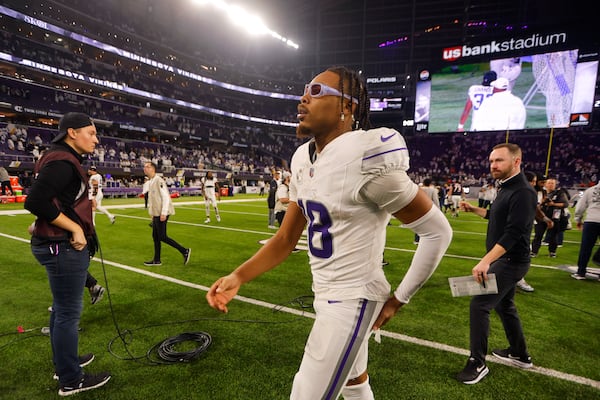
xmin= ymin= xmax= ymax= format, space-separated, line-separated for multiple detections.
xmin=183 ymin=248 xmax=192 ymax=265
xmin=53 ymin=353 xmax=95 ymax=380
xmin=571 ymin=273 xmax=586 ymax=280
xmin=549 ymin=253 xmax=557 ymax=258
xmin=530 ymin=252 xmax=537 ymax=258
xmin=204 ymin=217 xmax=210 ymax=223
xmin=216 ymin=215 xmax=221 ymax=222
xmin=110 ymin=216 xmax=116 ymax=224
xmin=58 ymin=372 xmax=111 ymax=396
xmin=491 ymin=348 xmax=533 ymax=369
xmin=456 ymin=357 xmax=489 ymax=384
xmin=516 ymin=279 xmax=534 ymax=292
xmin=143 ymin=260 xmax=162 ymax=266
xmin=89 ymin=285 xmax=105 ymax=305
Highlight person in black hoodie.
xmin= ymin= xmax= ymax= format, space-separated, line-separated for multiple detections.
xmin=24 ymin=112 xmax=111 ymax=396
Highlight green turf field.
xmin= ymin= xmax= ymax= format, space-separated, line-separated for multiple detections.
xmin=0 ymin=195 xmax=598 ymax=399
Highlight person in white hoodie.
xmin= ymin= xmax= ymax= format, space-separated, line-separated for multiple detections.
xmin=572 ymin=183 xmax=600 ymax=280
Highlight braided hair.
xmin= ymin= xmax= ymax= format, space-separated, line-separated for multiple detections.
xmin=326 ymin=66 xmax=371 ymax=131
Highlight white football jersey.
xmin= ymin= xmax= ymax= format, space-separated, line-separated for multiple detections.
xmin=289 ymin=128 xmax=411 ymax=301
xmin=202 ymin=176 xmax=217 ymax=198
xmin=473 ymin=91 xmax=526 ymax=131
xmin=89 ymin=173 xmax=103 ymax=196
xmin=466 ymin=84 xmax=494 ymax=131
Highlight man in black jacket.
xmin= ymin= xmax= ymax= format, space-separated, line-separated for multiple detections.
xmin=456 ymin=143 xmax=537 ymax=384
xmin=24 ymin=112 xmax=111 ymax=396
xmin=267 ymin=169 xmax=280 ymax=229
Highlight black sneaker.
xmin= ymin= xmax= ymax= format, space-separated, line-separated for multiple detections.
xmin=144 ymin=260 xmax=162 ymax=266
xmin=53 ymin=353 xmax=95 ymax=380
xmin=89 ymin=285 xmax=105 ymax=305
xmin=492 ymin=348 xmax=533 ymax=369
xmin=58 ymin=372 xmax=111 ymax=396
xmin=456 ymin=357 xmax=489 ymax=384
xmin=183 ymin=248 xmax=192 ymax=265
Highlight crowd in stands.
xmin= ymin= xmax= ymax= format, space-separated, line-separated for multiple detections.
xmin=2 ymin=119 xmax=597 ymax=193
xmin=0 ymin=27 xmax=299 ymax=123
xmin=407 ymin=129 xmax=599 ymax=188
xmin=7 ymin=1 xmax=307 ymax=94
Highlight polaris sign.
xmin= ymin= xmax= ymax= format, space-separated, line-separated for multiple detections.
xmin=442 ymin=32 xmax=567 ymax=61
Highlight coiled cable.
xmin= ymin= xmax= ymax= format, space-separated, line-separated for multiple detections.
xmin=148 ymin=331 xmax=212 ymax=364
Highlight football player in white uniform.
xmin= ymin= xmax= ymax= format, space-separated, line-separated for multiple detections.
xmin=458 ymin=70 xmax=497 ymax=132
xmin=201 ymin=171 xmax=221 ymax=223
xmin=472 ymin=77 xmax=527 ymax=131
xmin=207 ymin=66 xmax=452 ymax=400
xmin=88 ymin=166 xmax=115 ymax=225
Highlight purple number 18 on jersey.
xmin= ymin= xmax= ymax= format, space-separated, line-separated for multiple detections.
xmin=297 ymin=199 xmax=333 ymax=258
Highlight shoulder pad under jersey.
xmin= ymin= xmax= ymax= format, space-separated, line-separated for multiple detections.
xmin=360 ymin=128 xmax=410 ymax=174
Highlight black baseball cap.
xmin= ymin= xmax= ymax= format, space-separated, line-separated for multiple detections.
xmin=53 ymin=112 xmax=94 ymax=143
xmin=482 ymin=71 xmax=497 ymax=86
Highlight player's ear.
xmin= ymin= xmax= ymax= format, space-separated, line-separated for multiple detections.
xmin=344 ymin=99 xmax=355 ymax=113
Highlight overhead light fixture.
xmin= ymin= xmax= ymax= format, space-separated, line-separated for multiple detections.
xmin=192 ymin=0 xmax=299 ymax=49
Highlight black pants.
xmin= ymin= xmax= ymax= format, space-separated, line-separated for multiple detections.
xmin=151 ymin=216 xmax=186 ymax=261
xmin=275 ymin=210 xmax=286 ymax=226
xmin=469 ymin=258 xmax=530 ymax=363
xmin=530 ymin=221 xmax=547 ymax=255
xmin=85 ymin=272 xmax=97 ymax=289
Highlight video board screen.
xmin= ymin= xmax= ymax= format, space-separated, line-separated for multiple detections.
xmin=415 ymin=49 xmax=598 ymax=133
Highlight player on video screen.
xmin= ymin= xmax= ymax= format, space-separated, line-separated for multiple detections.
xmin=472 ymin=77 xmax=526 ymax=131
xmin=458 ymin=71 xmax=497 ymax=132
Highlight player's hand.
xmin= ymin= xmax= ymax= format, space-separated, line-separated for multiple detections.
xmin=206 ymin=274 xmax=242 ymax=313
xmin=372 ymin=295 xmax=404 ymax=331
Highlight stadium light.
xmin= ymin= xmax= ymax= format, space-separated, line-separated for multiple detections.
xmin=192 ymin=0 xmax=299 ymax=49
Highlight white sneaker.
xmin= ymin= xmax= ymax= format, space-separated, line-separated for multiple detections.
xmin=216 ymin=216 xmax=221 ymax=222
xmin=516 ymin=279 xmax=534 ymax=292
xmin=204 ymin=218 xmax=210 ymax=223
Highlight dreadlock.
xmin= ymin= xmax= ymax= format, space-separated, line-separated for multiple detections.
xmin=326 ymin=66 xmax=371 ymax=131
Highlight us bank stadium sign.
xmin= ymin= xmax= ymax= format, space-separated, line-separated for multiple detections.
xmin=442 ymin=32 xmax=568 ymax=62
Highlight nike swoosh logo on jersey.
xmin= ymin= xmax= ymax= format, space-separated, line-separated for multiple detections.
xmin=380 ymin=132 xmax=396 ymax=142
